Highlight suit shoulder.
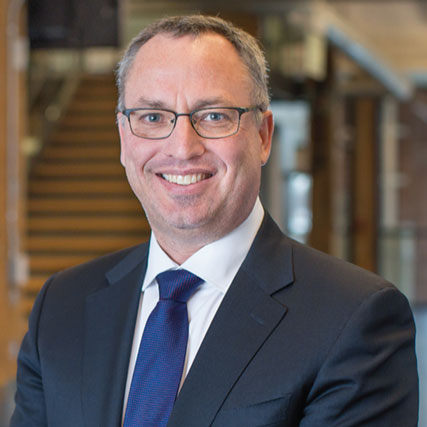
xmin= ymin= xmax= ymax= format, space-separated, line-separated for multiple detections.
xmin=251 ymin=214 xmax=398 ymax=302
xmin=60 ymin=243 xmax=147 ymax=277
xmin=289 ymin=238 xmax=399 ymax=304
xmin=41 ymin=243 xmax=148 ymax=299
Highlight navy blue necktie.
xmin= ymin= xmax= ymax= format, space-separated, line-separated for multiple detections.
xmin=123 ymin=269 xmax=203 ymax=427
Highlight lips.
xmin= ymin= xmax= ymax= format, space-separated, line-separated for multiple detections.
xmin=161 ymin=173 xmax=211 ymax=186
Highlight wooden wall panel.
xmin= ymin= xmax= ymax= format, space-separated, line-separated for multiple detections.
xmin=310 ymin=93 xmax=333 ymax=254
xmin=0 ymin=0 xmax=14 ymax=387
xmin=0 ymin=0 xmax=26 ymax=387
xmin=0 ymin=0 xmax=8 ymax=293
xmin=353 ymin=97 xmax=377 ymax=272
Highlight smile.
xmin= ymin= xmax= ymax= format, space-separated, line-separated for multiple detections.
xmin=161 ymin=173 xmax=211 ymax=186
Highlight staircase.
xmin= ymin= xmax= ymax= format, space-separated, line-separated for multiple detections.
xmin=22 ymin=74 xmax=150 ymax=316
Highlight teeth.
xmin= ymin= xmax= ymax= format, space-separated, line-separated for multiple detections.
xmin=162 ymin=173 xmax=209 ymax=185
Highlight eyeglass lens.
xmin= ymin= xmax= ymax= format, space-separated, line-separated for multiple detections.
xmin=128 ymin=108 xmax=241 ymax=139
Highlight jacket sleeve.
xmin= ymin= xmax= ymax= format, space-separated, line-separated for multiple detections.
xmin=10 ymin=276 xmax=55 ymax=427
xmin=299 ymin=286 xmax=419 ymax=427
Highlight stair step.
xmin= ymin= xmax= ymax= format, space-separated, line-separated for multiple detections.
xmin=21 ymin=276 xmax=49 ymax=293
xmin=32 ymin=161 xmax=126 ymax=179
xmin=72 ymin=93 xmax=117 ymax=102
xmin=74 ymin=84 xmax=117 ymax=93
xmin=29 ymin=179 xmax=132 ymax=195
xmin=60 ymin=115 xmax=117 ymax=127
xmin=30 ymin=254 xmax=99 ymax=274
xmin=27 ymin=235 xmax=147 ymax=252
xmin=41 ymin=145 xmax=119 ymax=160
xmin=28 ymin=197 xmax=141 ymax=213
xmin=67 ymin=99 xmax=116 ymax=112
xmin=63 ymin=108 xmax=116 ymax=117
xmin=32 ymin=162 xmax=125 ymax=177
xmin=49 ymin=132 xmax=119 ymax=144
xmin=28 ymin=216 xmax=149 ymax=232
xmin=29 ymin=253 xmax=106 ymax=272
xmin=77 ymin=76 xmax=116 ymax=87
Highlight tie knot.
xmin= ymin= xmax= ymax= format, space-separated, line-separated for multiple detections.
xmin=156 ymin=269 xmax=203 ymax=302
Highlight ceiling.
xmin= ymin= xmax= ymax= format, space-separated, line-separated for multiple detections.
xmin=330 ymin=1 xmax=427 ymax=78
xmin=125 ymin=0 xmax=427 ymax=90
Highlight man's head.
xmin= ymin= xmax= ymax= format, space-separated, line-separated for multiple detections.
xmin=116 ymin=15 xmax=274 ymax=262
xmin=116 ymin=15 xmax=270 ymax=114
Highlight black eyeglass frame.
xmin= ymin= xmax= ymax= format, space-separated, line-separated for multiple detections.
xmin=120 ymin=106 xmax=262 ymax=140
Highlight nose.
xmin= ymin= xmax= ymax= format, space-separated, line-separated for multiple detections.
xmin=164 ymin=114 xmax=205 ymax=160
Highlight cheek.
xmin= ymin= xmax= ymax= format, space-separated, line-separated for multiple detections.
xmin=226 ymin=139 xmax=263 ymax=176
xmin=122 ymin=138 xmax=157 ymax=172
xmin=218 ymin=148 xmax=260 ymax=199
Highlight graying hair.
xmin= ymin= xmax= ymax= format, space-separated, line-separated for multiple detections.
xmin=116 ymin=15 xmax=270 ymax=112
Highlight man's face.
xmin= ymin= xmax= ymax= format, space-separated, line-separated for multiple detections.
xmin=118 ymin=33 xmax=273 ymax=255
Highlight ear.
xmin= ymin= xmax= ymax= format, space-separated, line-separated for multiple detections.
xmin=117 ymin=112 xmax=127 ymax=167
xmin=258 ymin=110 xmax=274 ymax=166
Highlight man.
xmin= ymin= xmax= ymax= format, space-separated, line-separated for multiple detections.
xmin=12 ymin=15 xmax=418 ymax=427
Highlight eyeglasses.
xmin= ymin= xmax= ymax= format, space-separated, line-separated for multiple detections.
xmin=120 ymin=106 xmax=260 ymax=140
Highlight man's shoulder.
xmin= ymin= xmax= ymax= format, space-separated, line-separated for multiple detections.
xmin=293 ymin=239 xmax=389 ymax=290
xmin=281 ymin=237 xmax=407 ymax=321
xmin=41 ymin=242 xmax=149 ymax=299
xmin=60 ymin=242 xmax=148 ymax=278
xmin=257 ymin=214 xmax=400 ymax=304
xmin=256 ymin=222 xmax=413 ymax=350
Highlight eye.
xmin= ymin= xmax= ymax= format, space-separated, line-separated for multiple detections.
xmin=197 ymin=109 xmax=233 ymax=124
xmin=142 ymin=112 xmax=162 ymax=123
xmin=205 ymin=111 xmax=224 ymax=122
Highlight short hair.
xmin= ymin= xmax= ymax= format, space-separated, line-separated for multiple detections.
xmin=116 ymin=15 xmax=270 ymax=112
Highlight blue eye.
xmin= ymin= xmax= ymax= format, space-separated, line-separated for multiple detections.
xmin=146 ymin=113 xmax=161 ymax=122
xmin=206 ymin=112 xmax=223 ymax=121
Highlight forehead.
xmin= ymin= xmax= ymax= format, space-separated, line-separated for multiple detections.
xmin=125 ymin=33 xmax=252 ymax=106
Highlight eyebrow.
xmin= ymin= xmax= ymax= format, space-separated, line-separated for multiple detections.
xmin=133 ymin=96 xmax=235 ymax=110
xmin=192 ymin=97 xmax=234 ymax=109
xmin=134 ymin=97 xmax=167 ymax=109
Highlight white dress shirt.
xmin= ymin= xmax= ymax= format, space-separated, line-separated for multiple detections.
xmin=122 ymin=198 xmax=264 ymax=420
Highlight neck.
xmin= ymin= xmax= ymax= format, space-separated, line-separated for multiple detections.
xmin=154 ymin=229 xmax=221 ymax=265
xmin=149 ymin=198 xmax=261 ymax=264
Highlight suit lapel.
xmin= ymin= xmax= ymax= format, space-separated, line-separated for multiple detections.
xmin=81 ymin=244 xmax=148 ymax=427
xmin=168 ymin=215 xmax=294 ymax=427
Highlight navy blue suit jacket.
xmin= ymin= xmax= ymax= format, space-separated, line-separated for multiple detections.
xmin=11 ymin=214 xmax=418 ymax=426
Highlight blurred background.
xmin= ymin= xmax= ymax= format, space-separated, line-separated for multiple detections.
xmin=1 ymin=0 xmax=426 ymax=424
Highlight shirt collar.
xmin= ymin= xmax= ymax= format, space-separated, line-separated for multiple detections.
xmin=143 ymin=197 xmax=264 ymax=294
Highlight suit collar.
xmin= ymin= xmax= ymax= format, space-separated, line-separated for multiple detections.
xmin=81 ymin=243 xmax=149 ymax=427
xmin=241 ymin=213 xmax=294 ymax=295
xmin=105 ymin=243 xmax=149 ymax=286
xmin=168 ymin=213 xmax=294 ymax=427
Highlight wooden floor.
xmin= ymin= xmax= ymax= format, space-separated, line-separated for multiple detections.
xmin=21 ymin=74 xmax=150 ymax=317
